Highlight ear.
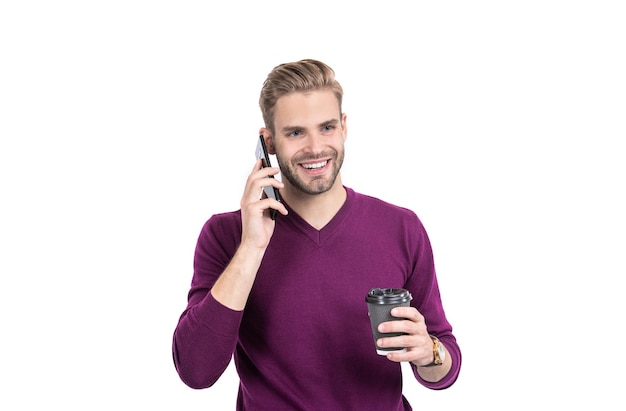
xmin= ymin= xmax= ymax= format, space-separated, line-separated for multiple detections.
xmin=341 ymin=113 xmax=348 ymax=142
xmin=259 ymin=127 xmax=276 ymax=155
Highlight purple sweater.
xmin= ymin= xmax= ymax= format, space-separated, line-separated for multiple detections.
xmin=173 ymin=187 xmax=461 ymax=410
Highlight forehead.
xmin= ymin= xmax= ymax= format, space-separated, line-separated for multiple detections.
xmin=273 ymin=90 xmax=340 ymax=128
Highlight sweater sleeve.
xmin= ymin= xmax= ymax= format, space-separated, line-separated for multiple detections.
xmin=172 ymin=213 xmax=244 ymax=389
xmin=406 ymin=215 xmax=462 ymax=389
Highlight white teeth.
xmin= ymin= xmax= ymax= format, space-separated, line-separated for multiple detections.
xmin=302 ymin=161 xmax=327 ymax=169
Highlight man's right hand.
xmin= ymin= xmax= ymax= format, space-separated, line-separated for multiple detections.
xmin=210 ymin=160 xmax=287 ymax=311
xmin=239 ymin=159 xmax=287 ymax=250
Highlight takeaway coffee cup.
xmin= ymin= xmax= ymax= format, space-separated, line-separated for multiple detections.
xmin=366 ymin=288 xmax=413 ymax=355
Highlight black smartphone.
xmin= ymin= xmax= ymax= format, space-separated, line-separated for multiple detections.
xmin=255 ymin=135 xmax=281 ymax=219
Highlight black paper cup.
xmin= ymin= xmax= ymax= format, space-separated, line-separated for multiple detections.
xmin=366 ymin=288 xmax=413 ymax=355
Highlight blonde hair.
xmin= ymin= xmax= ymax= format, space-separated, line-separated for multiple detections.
xmin=259 ymin=59 xmax=343 ymax=133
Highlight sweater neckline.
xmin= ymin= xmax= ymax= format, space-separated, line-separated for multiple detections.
xmin=280 ymin=186 xmax=355 ymax=246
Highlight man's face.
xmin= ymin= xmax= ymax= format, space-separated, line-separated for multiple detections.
xmin=270 ymin=90 xmax=347 ymax=196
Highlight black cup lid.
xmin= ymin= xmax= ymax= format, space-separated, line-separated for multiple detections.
xmin=365 ymin=288 xmax=412 ymax=304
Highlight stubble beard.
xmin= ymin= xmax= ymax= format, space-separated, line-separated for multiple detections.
xmin=277 ymin=148 xmax=345 ymax=196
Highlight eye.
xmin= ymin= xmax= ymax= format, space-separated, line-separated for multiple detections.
xmin=289 ymin=130 xmax=302 ymax=137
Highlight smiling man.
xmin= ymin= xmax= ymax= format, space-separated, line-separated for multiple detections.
xmin=267 ymin=88 xmax=347 ymax=228
xmin=172 ymin=59 xmax=462 ymax=410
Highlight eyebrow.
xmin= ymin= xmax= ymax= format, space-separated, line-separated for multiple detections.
xmin=280 ymin=119 xmax=340 ymax=135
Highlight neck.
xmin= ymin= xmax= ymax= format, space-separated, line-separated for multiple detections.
xmin=280 ymin=178 xmax=347 ymax=230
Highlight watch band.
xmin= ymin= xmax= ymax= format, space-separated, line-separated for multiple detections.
xmin=420 ymin=335 xmax=445 ymax=367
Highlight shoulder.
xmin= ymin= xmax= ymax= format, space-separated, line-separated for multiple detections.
xmin=347 ymin=187 xmax=422 ymax=226
xmin=204 ymin=209 xmax=242 ymax=229
xmin=197 ymin=210 xmax=242 ymax=248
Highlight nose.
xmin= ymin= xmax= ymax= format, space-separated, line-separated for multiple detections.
xmin=304 ymin=131 xmax=325 ymax=153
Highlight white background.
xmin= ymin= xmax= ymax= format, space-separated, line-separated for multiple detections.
xmin=1 ymin=1 xmax=625 ymax=409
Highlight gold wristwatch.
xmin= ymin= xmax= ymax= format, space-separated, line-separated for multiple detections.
xmin=421 ymin=335 xmax=445 ymax=367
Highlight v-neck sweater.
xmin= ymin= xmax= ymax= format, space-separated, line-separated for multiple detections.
xmin=173 ymin=187 xmax=461 ymax=410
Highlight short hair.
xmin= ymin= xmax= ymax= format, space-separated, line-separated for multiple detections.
xmin=259 ymin=59 xmax=344 ymax=133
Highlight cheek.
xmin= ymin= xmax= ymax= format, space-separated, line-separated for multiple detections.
xmin=275 ymin=145 xmax=297 ymax=162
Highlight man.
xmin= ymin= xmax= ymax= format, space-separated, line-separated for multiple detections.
xmin=173 ymin=59 xmax=461 ymax=410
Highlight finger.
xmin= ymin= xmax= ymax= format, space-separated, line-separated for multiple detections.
xmin=259 ymin=197 xmax=288 ymax=217
xmin=378 ymin=319 xmax=413 ymax=334
xmin=376 ymin=334 xmax=414 ymax=354
xmin=390 ymin=307 xmax=422 ymax=322
xmin=258 ymin=175 xmax=284 ymax=191
xmin=249 ymin=159 xmax=281 ymax=181
xmin=244 ymin=168 xmax=283 ymax=202
xmin=250 ymin=158 xmax=263 ymax=173
xmin=258 ymin=166 xmax=282 ymax=179
xmin=385 ymin=349 xmax=416 ymax=363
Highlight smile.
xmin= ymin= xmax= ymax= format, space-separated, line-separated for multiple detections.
xmin=301 ymin=161 xmax=328 ymax=170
